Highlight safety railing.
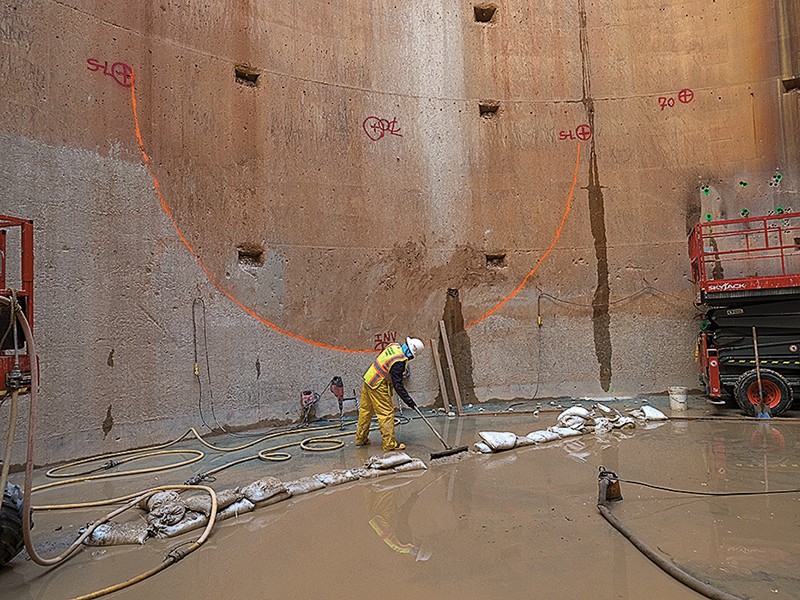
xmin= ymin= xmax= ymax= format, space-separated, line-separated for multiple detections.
xmin=689 ymin=211 xmax=800 ymax=296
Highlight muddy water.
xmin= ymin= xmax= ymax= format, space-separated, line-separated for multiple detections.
xmin=3 ymin=412 xmax=800 ymax=599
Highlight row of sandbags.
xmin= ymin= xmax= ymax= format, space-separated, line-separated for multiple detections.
xmin=83 ymin=452 xmax=427 ymax=546
xmin=474 ymin=403 xmax=668 ymax=453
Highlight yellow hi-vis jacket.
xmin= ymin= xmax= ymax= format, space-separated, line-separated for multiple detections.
xmin=364 ymin=343 xmax=408 ymax=388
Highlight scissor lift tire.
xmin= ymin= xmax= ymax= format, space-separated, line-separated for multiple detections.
xmin=733 ymin=368 xmax=794 ymax=417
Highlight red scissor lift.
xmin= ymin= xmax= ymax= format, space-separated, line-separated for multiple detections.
xmin=0 ymin=214 xmax=34 ymax=566
xmin=0 ymin=215 xmax=34 ymax=401
xmin=689 ymin=211 xmax=800 ymax=415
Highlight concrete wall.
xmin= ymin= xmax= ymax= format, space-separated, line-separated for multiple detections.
xmin=0 ymin=0 xmax=798 ymax=463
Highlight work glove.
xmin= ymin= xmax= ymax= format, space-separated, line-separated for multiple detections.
xmin=404 ymin=398 xmax=417 ymax=409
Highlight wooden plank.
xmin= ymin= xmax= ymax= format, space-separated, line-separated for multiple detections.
xmin=439 ymin=320 xmax=464 ymax=415
xmin=430 ymin=337 xmax=450 ymax=412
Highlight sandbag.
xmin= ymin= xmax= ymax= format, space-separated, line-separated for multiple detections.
xmin=366 ymin=451 xmax=412 ymax=469
xmin=315 ymin=469 xmax=359 ymax=487
xmin=352 ymin=466 xmax=396 ymax=479
xmin=593 ymin=417 xmax=613 ymax=433
xmin=153 ymin=511 xmax=208 ymax=538
xmin=241 ymin=477 xmax=286 ymax=503
xmin=252 ymin=490 xmax=292 ymax=507
xmin=613 ymin=416 xmax=636 ymax=429
xmin=478 ymin=431 xmax=517 ymax=452
xmin=525 ymin=430 xmax=560 ymax=443
xmin=141 ymin=490 xmax=181 ymax=512
xmin=83 ymin=521 xmax=150 ymax=546
xmin=557 ymin=414 xmax=588 ymax=430
xmin=393 ymin=458 xmax=427 ymax=473
xmin=514 ymin=435 xmax=536 ymax=447
xmin=184 ymin=488 xmax=242 ymax=516
xmin=285 ymin=476 xmax=327 ymax=495
xmin=217 ymin=498 xmax=255 ymax=521
xmin=473 ymin=441 xmax=492 ymax=453
xmin=557 ymin=406 xmax=592 ymax=420
xmin=147 ymin=501 xmax=186 ymax=527
xmin=549 ymin=426 xmax=582 ymax=439
xmin=631 ymin=405 xmax=668 ymax=421
xmin=594 ymin=403 xmax=622 ymax=418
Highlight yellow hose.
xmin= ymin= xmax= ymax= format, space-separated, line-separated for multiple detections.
xmin=67 ymin=484 xmax=218 ymax=600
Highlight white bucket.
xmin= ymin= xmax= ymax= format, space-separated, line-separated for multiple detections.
xmin=668 ymin=386 xmax=689 ymax=411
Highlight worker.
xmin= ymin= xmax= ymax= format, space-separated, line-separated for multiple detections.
xmin=355 ymin=337 xmax=425 ymax=451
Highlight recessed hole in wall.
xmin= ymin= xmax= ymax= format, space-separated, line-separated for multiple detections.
xmin=782 ymin=77 xmax=800 ymax=93
xmin=474 ymin=3 xmax=497 ymax=23
xmin=794 ymin=237 xmax=800 ymax=250
xmin=485 ymin=254 xmax=506 ymax=269
xmin=237 ymin=243 xmax=265 ymax=268
xmin=235 ymin=65 xmax=260 ymax=87
xmin=479 ymin=102 xmax=500 ymax=118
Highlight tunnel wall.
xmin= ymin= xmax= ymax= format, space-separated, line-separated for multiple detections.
xmin=0 ymin=0 xmax=798 ymax=463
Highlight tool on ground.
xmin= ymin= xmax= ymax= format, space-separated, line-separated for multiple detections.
xmin=411 ymin=406 xmax=468 ymax=460
xmin=752 ymin=327 xmax=770 ymax=419
xmin=300 ymin=390 xmax=319 ymax=426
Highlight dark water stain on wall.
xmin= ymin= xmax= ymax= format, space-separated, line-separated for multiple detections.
xmin=580 ymin=0 xmax=612 ymax=391
xmin=437 ymin=289 xmax=477 ymax=407
xmin=102 ymin=404 xmax=114 ymax=439
xmin=685 ymin=191 xmax=701 ymax=236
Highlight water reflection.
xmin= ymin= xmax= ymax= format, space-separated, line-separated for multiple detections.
xmin=363 ymin=480 xmax=431 ymax=562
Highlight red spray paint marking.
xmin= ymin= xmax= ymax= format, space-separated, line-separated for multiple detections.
xmin=363 ymin=116 xmax=403 ymax=141
xmin=373 ymin=331 xmax=398 ymax=351
xmin=559 ymin=124 xmax=592 ymax=141
xmin=659 ymin=88 xmax=694 ymax=110
xmin=87 ymin=58 xmax=132 ymax=87
xmin=130 ymin=69 xmax=580 ymax=351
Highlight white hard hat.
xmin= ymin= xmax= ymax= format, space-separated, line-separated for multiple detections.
xmin=406 ymin=337 xmax=425 ymax=357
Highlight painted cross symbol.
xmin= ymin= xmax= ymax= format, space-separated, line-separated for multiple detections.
xmin=678 ymin=88 xmax=694 ymax=104
xmin=575 ymin=124 xmax=592 ymax=141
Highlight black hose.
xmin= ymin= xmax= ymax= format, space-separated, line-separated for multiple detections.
xmin=597 ymin=476 xmax=745 ymax=600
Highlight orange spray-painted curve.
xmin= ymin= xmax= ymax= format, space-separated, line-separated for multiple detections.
xmin=130 ymin=70 xmax=580 ymax=352
xmin=130 ymin=71 xmax=372 ymax=354
xmin=466 ymin=142 xmax=582 ymax=329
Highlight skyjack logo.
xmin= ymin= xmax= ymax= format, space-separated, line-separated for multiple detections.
xmin=707 ymin=282 xmax=747 ymax=292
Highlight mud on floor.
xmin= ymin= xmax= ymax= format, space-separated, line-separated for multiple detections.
xmin=3 ymin=400 xmax=800 ymax=600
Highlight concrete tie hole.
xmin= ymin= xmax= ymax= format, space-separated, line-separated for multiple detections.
xmin=237 ymin=244 xmax=265 ymax=269
xmin=235 ymin=65 xmax=260 ymax=87
xmin=782 ymin=77 xmax=800 ymax=94
xmin=485 ymin=253 xmax=506 ymax=269
xmin=474 ymin=3 xmax=498 ymax=23
xmin=479 ymin=102 xmax=500 ymax=119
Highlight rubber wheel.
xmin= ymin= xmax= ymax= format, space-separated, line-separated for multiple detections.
xmin=733 ymin=369 xmax=794 ymax=417
xmin=1 ymin=483 xmax=24 ymax=567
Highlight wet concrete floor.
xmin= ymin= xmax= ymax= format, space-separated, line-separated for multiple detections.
xmin=3 ymin=397 xmax=800 ymax=599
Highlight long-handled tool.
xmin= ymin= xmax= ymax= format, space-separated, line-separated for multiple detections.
xmin=752 ymin=327 xmax=771 ymax=419
xmin=411 ymin=406 xmax=468 ymax=460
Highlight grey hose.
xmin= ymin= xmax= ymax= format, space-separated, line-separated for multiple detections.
xmin=597 ymin=474 xmax=745 ymax=600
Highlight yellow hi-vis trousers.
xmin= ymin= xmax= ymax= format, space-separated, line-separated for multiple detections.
xmin=355 ymin=378 xmax=400 ymax=452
